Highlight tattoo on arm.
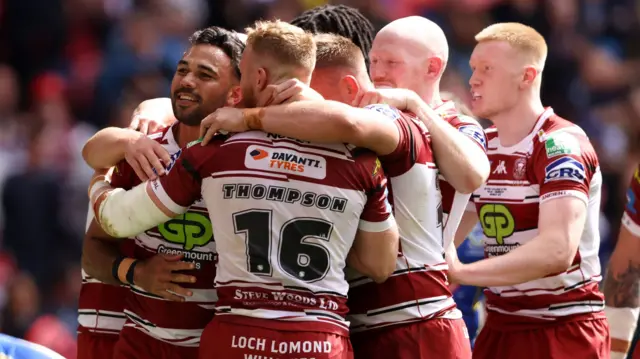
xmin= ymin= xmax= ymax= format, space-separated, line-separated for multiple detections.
xmin=604 ymin=260 xmax=640 ymax=308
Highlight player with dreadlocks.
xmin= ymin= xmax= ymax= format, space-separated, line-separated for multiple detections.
xmin=291 ymin=4 xmax=375 ymax=70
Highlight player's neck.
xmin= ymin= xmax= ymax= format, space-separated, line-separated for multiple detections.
xmin=492 ymin=96 xmax=546 ymax=147
xmin=173 ymin=123 xmax=201 ymax=148
xmin=417 ymin=86 xmax=443 ymax=109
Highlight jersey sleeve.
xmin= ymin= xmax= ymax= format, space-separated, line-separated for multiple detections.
xmin=447 ymin=115 xmax=488 ymax=152
xmin=354 ymin=151 xmax=395 ymax=233
xmin=622 ymin=166 xmax=640 ymax=237
xmin=533 ymin=131 xmax=599 ymax=205
xmin=150 ymin=145 xmax=203 ymax=212
xmin=109 ymin=160 xmax=138 ymax=190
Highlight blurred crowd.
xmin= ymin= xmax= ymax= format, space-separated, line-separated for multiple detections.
xmin=0 ymin=0 xmax=638 ymax=356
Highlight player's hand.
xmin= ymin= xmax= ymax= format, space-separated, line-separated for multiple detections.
xmin=124 ymin=133 xmax=172 ymax=181
xmin=128 ymin=100 xmax=177 ymax=135
xmin=133 ymin=254 xmax=197 ymax=302
xmin=257 ymin=79 xmax=323 ymax=107
xmin=199 ymin=107 xmax=247 ymax=145
xmin=352 ymin=88 xmax=415 ymax=111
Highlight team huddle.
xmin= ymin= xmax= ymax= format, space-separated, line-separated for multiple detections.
xmin=74 ymin=4 xmax=640 ymax=359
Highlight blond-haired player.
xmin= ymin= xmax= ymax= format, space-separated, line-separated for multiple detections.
xmin=448 ymin=22 xmax=609 ymax=358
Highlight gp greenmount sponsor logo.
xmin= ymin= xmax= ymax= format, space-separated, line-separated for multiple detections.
xmin=479 ymin=203 xmax=514 ymax=245
xmin=544 ymin=132 xmax=580 ymax=158
xmin=156 ymin=213 xmax=215 ymax=268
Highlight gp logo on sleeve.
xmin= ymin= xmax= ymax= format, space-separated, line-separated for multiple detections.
xmin=544 ymin=132 xmax=581 ymax=158
xmin=245 ymin=145 xmax=327 ymax=179
xmin=458 ymin=124 xmax=487 ymax=150
xmin=364 ymin=104 xmax=400 ymax=121
xmin=544 ymin=156 xmax=586 ymax=183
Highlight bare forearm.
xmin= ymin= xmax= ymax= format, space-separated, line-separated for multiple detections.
xmin=82 ymin=236 xmax=123 ymax=285
xmin=261 ymin=101 xmax=359 ymax=144
xmin=453 ymin=234 xmax=566 ymax=287
xmin=83 ymin=127 xmax=141 ymax=169
xmin=604 ymin=250 xmax=640 ymax=308
xmin=412 ymin=102 xmax=489 ymax=193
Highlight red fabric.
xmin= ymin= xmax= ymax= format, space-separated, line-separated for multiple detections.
xmin=199 ymin=315 xmax=353 ymax=359
xmin=350 ymin=318 xmax=471 ymax=359
xmin=113 ymin=326 xmax=199 ymax=359
xmin=77 ymin=332 xmax=118 ymax=359
xmin=473 ymin=315 xmax=610 ymax=359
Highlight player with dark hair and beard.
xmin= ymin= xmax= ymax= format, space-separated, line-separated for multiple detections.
xmin=78 ymin=26 xmax=243 ymax=359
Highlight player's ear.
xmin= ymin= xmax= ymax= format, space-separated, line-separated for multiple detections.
xmin=339 ymin=75 xmax=360 ymax=104
xmin=226 ymin=85 xmax=242 ymax=107
xmin=256 ymin=67 xmax=268 ymax=91
xmin=426 ymin=56 xmax=444 ymax=79
xmin=521 ymin=66 xmax=538 ymax=89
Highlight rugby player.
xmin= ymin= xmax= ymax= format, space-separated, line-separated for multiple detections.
xmin=603 ymin=165 xmax=640 ymax=359
xmin=81 ymin=26 xmax=244 ymax=359
xmin=88 ymin=20 xmax=399 ymax=359
xmin=448 ymin=22 xmax=609 ymax=358
xmin=199 ymin=33 xmax=472 ymax=359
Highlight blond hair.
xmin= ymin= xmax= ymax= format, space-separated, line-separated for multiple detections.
xmin=314 ymin=33 xmax=364 ymax=69
xmin=245 ymin=20 xmax=316 ymax=74
xmin=475 ymin=22 xmax=547 ymax=69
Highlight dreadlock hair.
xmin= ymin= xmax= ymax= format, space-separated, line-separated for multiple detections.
xmin=189 ymin=26 xmax=245 ymax=80
xmin=291 ymin=5 xmax=374 ymax=71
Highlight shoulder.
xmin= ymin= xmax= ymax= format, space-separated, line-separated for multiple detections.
xmin=534 ymin=115 xmax=596 ymax=159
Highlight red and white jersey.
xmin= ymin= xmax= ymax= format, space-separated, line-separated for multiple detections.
xmin=435 ymin=101 xmax=488 ymax=223
xmin=149 ymin=131 xmax=394 ymax=337
xmin=622 ymin=165 xmax=640 ymax=237
xmin=77 ymin=206 xmax=132 ymax=336
xmin=347 ymin=104 xmax=459 ymax=333
xmin=469 ymin=108 xmax=604 ymax=323
xmin=110 ymin=125 xmax=216 ymax=347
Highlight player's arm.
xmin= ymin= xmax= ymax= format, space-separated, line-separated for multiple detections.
xmin=89 ymin=146 xmax=205 ymax=238
xmin=83 ymin=218 xmax=129 ymax=285
xmin=454 ymin=208 xmax=479 ymax=249
xmin=346 ymin=155 xmax=399 ymax=283
xmin=407 ymin=96 xmax=489 ymax=194
xmin=603 ymin=169 xmax=640 ymax=359
xmin=450 ymin=196 xmax=585 ymax=287
xmin=200 ymin=101 xmax=401 ymax=156
xmin=82 ymin=127 xmax=145 ymax=169
xmin=355 ymin=88 xmax=490 ymax=194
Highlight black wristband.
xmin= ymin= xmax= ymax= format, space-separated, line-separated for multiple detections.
xmin=126 ymin=260 xmax=139 ymax=285
xmin=112 ymin=255 xmax=127 ymax=284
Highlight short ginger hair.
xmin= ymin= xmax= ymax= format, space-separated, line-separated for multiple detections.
xmin=245 ymin=20 xmax=316 ymax=73
xmin=314 ymin=33 xmax=364 ymax=70
xmin=475 ymin=22 xmax=547 ymax=69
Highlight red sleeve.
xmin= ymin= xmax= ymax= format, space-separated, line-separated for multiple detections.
xmin=533 ymin=130 xmax=599 ymax=205
xmin=151 ymin=139 xmax=223 ymax=209
xmin=354 ymin=151 xmax=394 ymax=232
xmin=447 ymin=115 xmax=487 ymax=152
xmin=109 ymin=160 xmax=138 ymax=189
xmin=622 ymin=166 xmax=640 ymax=237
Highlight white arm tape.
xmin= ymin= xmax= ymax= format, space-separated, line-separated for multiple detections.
xmin=605 ymin=305 xmax=639 ymax=343
xmin=97 ymin=182 xmax=173 ymax=238
xmin=610 ymin=353 xmax=626 ymax=359
xmin=444 ymin=192 xmax=472 ymax=251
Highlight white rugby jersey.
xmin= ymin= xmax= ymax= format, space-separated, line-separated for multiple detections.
xmin=150 ymin=131 xmax=394 ymax=336
xmin=347 ymin=105 xmax=460 ymax=333
xmin=622 ymin=165 xmax=640 ymax=237
xmin=468 ymin=108 xmax=604 ymax=324
xmin=109 ymin=125 xmax=217 ymax=346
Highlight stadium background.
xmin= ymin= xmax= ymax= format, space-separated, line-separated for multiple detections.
xmin=0 ymin=0 xmax=638 ymax=357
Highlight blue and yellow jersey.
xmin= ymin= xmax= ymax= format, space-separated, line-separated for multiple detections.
xmin=0 ymin=334 xmax=65 ymax=359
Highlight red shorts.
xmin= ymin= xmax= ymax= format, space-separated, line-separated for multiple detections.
xmin=77 ymin=331 xmax=118 ymax=359
xmin=350 ymin=318 xmax=471 ymax=359
xmin=199 ymin=316 xmax=353 ymax=359
xmin=473 ymin=314 xmax=610 ymax=359
xmin=113 ymin=326 xmax=199 ymax=359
